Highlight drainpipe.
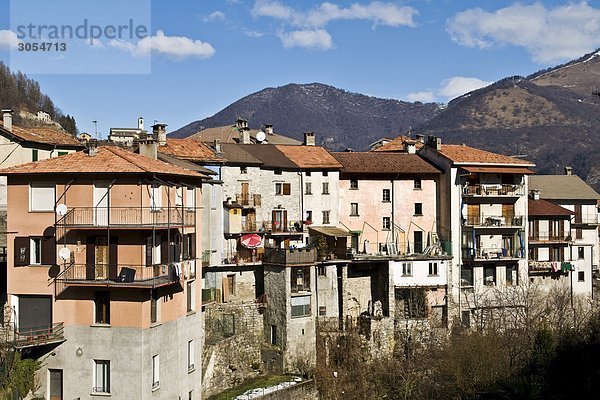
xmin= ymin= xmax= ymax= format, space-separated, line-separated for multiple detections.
xmin=298 ymin=172 xmax=304 ymax=239
xmin=391 ymin=179 xmax=394 ymax=244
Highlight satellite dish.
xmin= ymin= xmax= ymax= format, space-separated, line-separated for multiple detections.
xmin=56 ymin=204 xmax=68 ymax=216
xmin=256 ymin=130 xmax=266 ymax=142
xmin=59 ymin=247 xmax=71 ymax=261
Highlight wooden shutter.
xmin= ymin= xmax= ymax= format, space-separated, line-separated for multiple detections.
xmin=190 ymin=234 xmax=197 ymax=259
xmin=222 ymin=276 xmax=230 ymax=303
xmin=283 ymin=211 xmax=288 ymax=231
xmin=146 ymin=236 xmax=153 ymax=266
xmin=41 ymin=236 xmax=56 ymax=266
xmin=283 ymin=183 xmax=291 ymax=195
xmin=467 ymin=204 xmax=480 ymax=225
xmin=86 ymin=237 xmax=95 ymax=280
xmin=183 ymin=234 xmax=189 ymax=260
xmin=14 ymin=237 xmax=30 ymax=267
xmin=160 ymin=234 xmax=169 ymax=264
xmin=502 ymin=204 xmax=514 ymax=219
xmin=272 ymin=210 xmax=277 ymax=230
xmin=109 ymin=236 xmax=118 ymax=281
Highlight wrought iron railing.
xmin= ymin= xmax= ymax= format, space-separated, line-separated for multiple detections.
xmin=462 ymin=247 xmax=522 ymax=260
xmin=14 ymin=322 xmax=64 ymax=349
xmin=463 ymin=184 xmax=525 ymax=197
xmin=529 ymin=231 xmax=571 ymax=241
xmin=463 ymin=215 xmax=524 ymax=227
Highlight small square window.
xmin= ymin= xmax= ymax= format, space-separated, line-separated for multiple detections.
xmin=414 ymin=178 xmax=422 ymax=189
xmin=323 ymin=171 xmax=328 ymax=177
xmin=578 ymin=271 xmax=585 ymax=282
xmin=305 ymin=171 xmax=311 ymax=177
xmin=428 ymin=262 xmax=438 ymax=276
xmin=305 ymin=182 xmax=312 ymax=195
xmin=350 ymin=203 xmax=359 ymax=216
xmin=383 ymin=217 xmax=390 ymax=230
xmin=382 ymin=189 xmax=390 ymax=202
xmin=350 ymin=178 xmax=358 ymax=189
xmin=322 ymin=182 xmax=329 ymax=195
xmin=402 ymin=262 xmax=412 ymax=276
xmin=318 ymin=266 xmax=326 ymax=276
xmin=274 ymin=169 xmax=282 ymax=175
xmin=414 ymin=203 xmax=423 ymax=216
xmin=240 ymin=167 xmax=247 ymax=174
xmin=32 ymin=149 xmax=38 ymax=162
xmin=578 ymin=247 xmax=585 ymax=259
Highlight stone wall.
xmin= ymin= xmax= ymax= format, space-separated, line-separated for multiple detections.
xmin=260 ymin=379 xmax=319 ymax=400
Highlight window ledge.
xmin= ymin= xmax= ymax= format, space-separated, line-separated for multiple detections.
xmin=150 ymin=322 xmax=162 ymax=328
xmin=187 ymin=310 xmax=196 ymax=316
xmin=382 ymin=200 xmax=391 ymax=203
xmin=350 ymin=214 xmax=360 ymax=217
xmin=427 ymin=274 xmax=439 ymax=277
xmin=152 ymin=385 xmax=160 ymax=392
xmin=382 ymin=228 xmax=390 ymax=231
xmin=188 ymin=367 xmax=195 ymax=374
xmin=90 ymin=392 xmax=111 ymax=397
xmin=401 ymin=274 xmax=413 ymax=277
xmin=414 ymin=214 xmax=423 ymax=217
xmin=90 ymin=323 xmax=111 ymax=328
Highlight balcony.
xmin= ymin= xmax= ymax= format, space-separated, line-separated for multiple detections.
xmin=462 ymin=184 xmax=525 ymax=197
xmin=54 ymin=263 xmax=180 ymax=296
xmin=573 ymin=214 xmax=599 ymax=225
xmin=529 ymin=261 xmax=573 ymax=274
xmin=462 ymin=247 xmax=523 ymax=262
xmin=56 ymin=207 xmax=195 ymax=238
xmin=529 ymin=231 xmax=572 ymax=243
xmin=14 ymin=322 xmax=65 ymax=349
xmin=235 ymin=193 xmax=262 ymax=208
xmin=463 ymin=215 xmax=524 ymax=228
xmin=263 ymin=247 xmax=317 ymax=265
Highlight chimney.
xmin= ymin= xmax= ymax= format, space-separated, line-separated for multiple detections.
xmin=427 ymin=135 xmax=441 ymax=150
xmin=304 ymin=132 xmax=316 ymax=146
xmin=565 ymin=166 xmax=573 ymax=176
xmin=531 ymin=189 xmax=541 ymax=201
xmin=2 ymin=109 xmax=13 ymax=132
xmin=239 ymin=127 xmax=251 ymax=144
xmin=87 ymin=138 xmax=98 ymax=156
xmin=214 ymin=139 xmax=221 ymax=154
xmin=264 ymin=124 xmax=274 ymax=135
xmin=235 ymin=118 xmax=248 ymax=129
xmin=415 ymin=134 xmax=425 ymax=143
xmin=138 ymin=133 xmax=157 ymax=159
xmin=138 ymin=116 xmax=144 ymax=131
xmin=404 ymin=141 xmax=416 ymax=154
xmin=152 ymin=123 xmax=167 ymax=146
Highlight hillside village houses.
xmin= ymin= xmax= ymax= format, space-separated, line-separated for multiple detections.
xmin=1 ymin=116 xmax=599 ymax=398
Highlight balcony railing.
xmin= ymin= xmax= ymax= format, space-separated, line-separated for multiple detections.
xmin=54 ymin=263 xmax=180 ymax=296
xmin=14 ymin=322 xmax=65 ymax=349
xmin=462 ymin=247 xmax=523 ymax=261
xmin=463 ymin=184 xmax=525 ymax=197
xmin=57 ymin=207 xmax=195 ymax=230
xmin=463 ymin=215 xmax=524 ymax=227
xmin=529 ymin=231 xmax=571 ymax=242
xmin=573 ymin=214 xmax=599 ymax=225
xmin=263 ymin=247 xmax=317 ymax=265
xmin=529 ymin=261 xmax=573 ymax=274
xmin=235 ymin=193 xmax=262 ymax=208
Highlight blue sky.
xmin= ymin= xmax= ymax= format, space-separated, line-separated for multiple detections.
xmin=1 ymin=0 xmax=599 ymax=137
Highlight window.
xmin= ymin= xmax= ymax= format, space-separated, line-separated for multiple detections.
xmin=93 ymin=360 xmax=110 ymax=394
xmin=322 ymin=182 xmax=329 ymax=194
xmin=484 ymin=266 xmax=496 ymax=286
xmin=382 ymin=189 xmax=390 ymax=202
xmin=322 ymin=210 xmax=330 ymax=224
xmin=150 ymin=184 xmax=162 ymax=210
xmin=413 ymin=231 xmax=423 ymax=254
xmin=383 ymin=217 xmax=391 ymax=230
xmin=322 ymin=171 xmax=328 ymax=177
xmin=396 ymin=288 xmax=426 ymax=319
xmin=414 ymin=203 xmax=423 ymax=216
xmin=188 ymin=340 xmax=195 ymax=371
xmin=94 ymin=292 xmax=110 ymax=324
xmin=578 ymin=246 xmax=585 ymax=259
xmin=274 ymin=169 xmax=282 ymax=175
xmin=305 ymin=182 xmax=312 ymax=195
xmin=30 ymin=182 xmax=55 ymax=211
xmin=318 ymin=266 xmax=326 ymax=276
xmin=305 ymin=171 xmax=311 ymax=177
xmin=270 ymin=325 xmax=277 ymax=345
xmin=414 ymin=178 xmax=422 ymax=189
xmin=275 ymin=183 xmax=291 ymax=195
xmin=350 ymin=203 xmax=359 ymax=216
xmin=305 ymin=210 xmax=313 ymax=223
xmin=32 ymin=149 xmax=38 ymax=162
xmin=152 ymin=354 xmax=160 ymax=389
xmin=57 ymin=151 xmax=68 ymax=156
xmin=350 ymin=178 xmax=358 ymax=189
xmin=275 ymin=183 xmax=282 ymax=195
xmin=428 ymin=262 xmax=438 ymax=276
xmin=189 ymin=390 xmax=193 ymax=400
xmin=402 ymin=262 xmax=413 ymax=276
xmin=186 ymin=187 xmax=195 ymax=209
xmin=150 ymin=291 xmax=159 ymax=324
xmin=506 ymin=265 xmax=517 ymax=286
xmin=291 ymin=266 xmax=311 ymax=292
xmin=461 ymin=265 xmax=473 ymax=286
xmin=579 ymin=271 xmax=585 ymax=282
xmin=175 ymin=187 xmax=183 ymax=206
xmin=291 ymin=295 xmax=311 ymax=317
xmin=240 ymin=166 xmax=247 ymax=174
xmin=187 ymin=281 xmax=194 ymax=312
xmin=30 ymin=238 xmax=42 ymax=265
xmin=319 ymin=306 xmax=326 ymax=316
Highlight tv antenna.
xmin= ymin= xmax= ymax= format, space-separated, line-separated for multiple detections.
xmin=92 ymin=119 xmax=98 ymax=139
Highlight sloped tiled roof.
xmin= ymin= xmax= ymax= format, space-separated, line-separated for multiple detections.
xmin=0 ymin=122 xmax=82 ymax=147
xmin=190 ymin=125 xmax=301 ymax=145
xmin=218 ymin=143 xmax=263 ymax=166
xmin=275 ymin=145 xmax=342 ymax=169
xmin=0 ymin=146 xmax=206 ymax=178
xmin=372 ymin=136 xmax=423 ymax=152
xmin=159 ymin=138 xmax=225 ymax=163
xmin=435 ymin=144 xmax=533 ymax=165
xmin=239 ymin=144 xmax=298 ymax=169
xmin=528 ymin=199 xmax=575 ymax=216
xmin=530 ymin=175 xmax=600 ymax=201
xmin=332 ymin=152 xmax=440 ymax=175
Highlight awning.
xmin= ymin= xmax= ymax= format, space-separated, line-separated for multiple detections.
xmin=240 ymin=234 xmax=262 ymax=249
xmin=461 ymin=166 xmax=535 ymax=174
xmin=309 ymin=226 xmax=350 ymax=237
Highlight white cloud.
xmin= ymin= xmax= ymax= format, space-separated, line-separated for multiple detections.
xmin=405 ymin=91 xmax=436 ymax=103
xmin=109 ymin=30 xmax=215 ymax=59
xmin=252 ymin=1 xmax=417 ymax=50
xmin=438 ymin=76 xmax=491 ymax=99
xmin=405 ymin=76 xmax=491 ymax=103
xmin=278 ymin=29 xmax=333 ymax=50
xmin=447 ymin=2 xmax=600 ymax=64
xmin=204 ymin=11 xmax=227 ymax=22
xmin=243 ymin=29 xmax=264 ymax=38
xmin=0 ymin=30 xmax=18 ymax=50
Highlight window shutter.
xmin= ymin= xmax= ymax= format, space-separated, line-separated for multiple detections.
xmin=272 ymin=210 xmax=277 ymax=228
xmin=109 ymin=237 xmax=118 ymax=280
xmin=160 ymin=235 xmax=169 ymax=264
xmin=146 ymin=237 xmax=153 ymax=266
xmin=86 ymin=237 xmax=95 ymax=280
xmin=182 ymin=234 xmax=189 ymax=260
xmin=14 ymin=237 xmax=30 ymax=266
xmin=41 ymin=236 xmax=56 ymax=265
xmin=190 ymin=234 xmax=196 ymax=259
xmin=283 ymin=183 xmax=291 ymax=195
xmin=283 ymin=211 xmax=288 ymax=231
xmin=222 ymin=276 xmax=230 ymax=303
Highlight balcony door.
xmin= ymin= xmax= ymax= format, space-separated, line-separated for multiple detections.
xmin=18 ymin=295 xmax=52 ymax=333
xmin=95 ymin=237 xmax=109 ymax=279
xmin=49 ymin=369 xmax=63 ymax=400
xmin=241 ymin=182 xmax=249 ymax=205
xmin=93 ymin=182 xmax=110 ymax=226
xmin=272 ymin=210 xmax=287 ymax=232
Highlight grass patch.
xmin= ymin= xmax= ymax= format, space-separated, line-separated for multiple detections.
xmin=208 ymin=374 xmax=293 ymax=400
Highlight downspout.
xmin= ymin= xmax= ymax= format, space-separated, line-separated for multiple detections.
xmin=298 ymin=172 xmax=304 ymax=238
xmin=391 ymin=179 xmax=394 ymax=244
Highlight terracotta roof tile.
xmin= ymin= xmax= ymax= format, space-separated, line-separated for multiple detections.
xmin=159 ymin=138 xmax=225 ymax=162
xmin=190 ymin=125 xmax=301 ymax=145
xmin=0 ymin=146 xmax=206 ymax=178
xmin=275 ymin=145 xmax=342 ymax=169
xmin=0 ymin=123 xmax=82 ymax=147
xmin=332 ymin=152 xmax=440 ymax=175
xmin=435 ymin=144 xmax=534 ymax=165
xmin=372 ymin=136 xmax=423 ymax=152
xmin=528 ymin=199 xmax=575 ymax=216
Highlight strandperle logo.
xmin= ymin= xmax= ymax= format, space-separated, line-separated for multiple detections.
xmin=16 ymin=19 xmax=149 ymax=45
